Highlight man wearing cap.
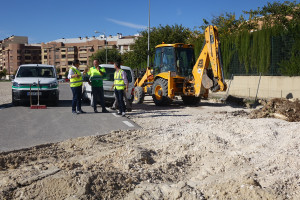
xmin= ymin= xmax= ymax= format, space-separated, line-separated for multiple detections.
xmin=68 ymin=59 xmax=85 ymax=114
xmin=87 ymin=59 xmax=109 ymax=113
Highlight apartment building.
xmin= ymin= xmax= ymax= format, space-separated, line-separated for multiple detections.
xmin=0 ymin=36 xmax=41 ymax=74
xmin=41 ymin=34 xmax=138 ymax=75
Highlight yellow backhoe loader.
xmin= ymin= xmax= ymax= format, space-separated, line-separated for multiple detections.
xmin=133 ymin=25 xmax=227 ymax=106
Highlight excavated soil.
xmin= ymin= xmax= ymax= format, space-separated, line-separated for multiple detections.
xmin=0 ymin=89 xmax=299 ymax=199
xmin=250 ymin=98 xmax=300 ymax=122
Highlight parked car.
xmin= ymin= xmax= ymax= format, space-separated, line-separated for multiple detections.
xmin=82 ymin=64 xmax=135 ymax=106
xmin=12 ymin=64 xmax=59 ymax=106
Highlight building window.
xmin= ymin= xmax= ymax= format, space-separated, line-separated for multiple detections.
xmin=67 ymin=54 xmax=74 ymax=58
xmin=32 ymin=56 xmax=37 ymax=60
xmin=61 ymin=48 xmax=66 ymax=52
xmin=79 ymin=54 xmax=87 ymax=58
xmin=98 ymin=46 xmax=103 ymax=50
xmin=55 ymin=48 xmax=60 ymax=52
xmin=25 ymin=56 xmax=31 ymax=60
xmin=17 ymin=56 xmax=21 ymax=60
xmin=17 ymin=50 xmax=22 ymax=54
xmin=67 ymin=47 xmax=74 ymax=52
xmin=62 ymin=68 xmax=66 ymax=72
xmin=80 ymin=61 xmax=87 ymax=65
xmin=68 ymin=61 xmax=73 ymax=65
xmin=44 ymin=49 xmax=47 ymax=53
xmin=55 ymin=55 xmax=60 ymax=59
xmin=25 ymin=50 xmax=31 ymax=54
xmin=44 ymin=56 xmax=47 ymax=59
xmin=61 ymin=54 xmax=66 ymax=58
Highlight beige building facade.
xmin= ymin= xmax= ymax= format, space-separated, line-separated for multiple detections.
xmin=0 ymin=36 xmax=41 ymax=74
xmin=41 ymin=34 xmax=138 ymax=75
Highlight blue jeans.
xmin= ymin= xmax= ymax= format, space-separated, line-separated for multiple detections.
xmin=92 ymin=86 xmax=105 ymax=111
xmin=114 ymin=89 xmax=125 ymax=113
xmin=71 ymin=86 xmax=82 ymax=112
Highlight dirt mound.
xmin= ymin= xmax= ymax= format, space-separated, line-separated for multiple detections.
xmin=225 ymin=95 xmax=246 ymax=107
xmin=250 ymin=98 xmax=300 ymax=122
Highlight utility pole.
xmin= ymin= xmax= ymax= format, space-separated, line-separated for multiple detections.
xmin=7 ymin=49 xmax=10 ymax=80
xmin=147 ymin=0 xmax=150 ymax=67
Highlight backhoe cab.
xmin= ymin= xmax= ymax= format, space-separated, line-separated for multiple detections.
xmin=134 ymin=25 xmax=227 ymax=106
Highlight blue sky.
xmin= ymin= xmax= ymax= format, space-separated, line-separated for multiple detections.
xmin=0 ymin=0 xmax=288 ymax=43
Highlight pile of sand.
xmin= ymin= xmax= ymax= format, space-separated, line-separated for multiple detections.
xmin=0 ymin=97 xmax=299 ymax=199
xmin=250 ymin=98 xmax=300 ymax=122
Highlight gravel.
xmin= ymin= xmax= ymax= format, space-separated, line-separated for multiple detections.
xmin=0 ymin=86 xmax=299 ymax=199
xmin=0 ymin=82 xmax=12 ymax=105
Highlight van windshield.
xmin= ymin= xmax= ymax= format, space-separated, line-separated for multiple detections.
xmin=17 ymin=67 xmax=55 ymax=78
xmin=103 ymin=68 xmax=132 ymax=83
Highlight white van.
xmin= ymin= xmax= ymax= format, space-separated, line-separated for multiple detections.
xmin=12 ymin=64 xmax=59 ymax=106
xmin=82 ymin=64 xmax=135 ymax=106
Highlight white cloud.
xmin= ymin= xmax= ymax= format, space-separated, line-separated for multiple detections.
xmin=177 ymin=9 xmax=182 ymax=16
xmin=106 ymin=18 xmax=147 ymax=29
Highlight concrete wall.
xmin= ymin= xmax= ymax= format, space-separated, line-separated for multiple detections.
xmin=227 ymin=76 xmax=300 ymax=99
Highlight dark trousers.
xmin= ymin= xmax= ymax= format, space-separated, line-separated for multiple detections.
xmin=92 ymin=86 xmax=106 ymax=111
xmin=114 ymin=89 xmax=125 ymax=113
xmin=71 ymin=86 xmax=82 ymax=112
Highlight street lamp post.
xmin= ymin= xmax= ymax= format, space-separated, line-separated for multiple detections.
xmin=7 ymin=49 xmax=11 ymax=80
xmin=147 ymin=0 xmax=150 ymax=67
xmin=94 ymin=31 xmax=107 ymax=64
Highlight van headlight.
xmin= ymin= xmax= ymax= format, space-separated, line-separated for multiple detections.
xmin=13 ymin=82 xmax=20 ymax=87
xmin=49 ymin=82 xmax=58 ymax=88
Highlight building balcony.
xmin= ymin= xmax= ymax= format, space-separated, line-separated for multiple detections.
xmin=68 ymin=51 xmax=75 ymax=54
xmin=79 ymin=50 xmax=87 ymax=54
xmin=61 ymin=52 xmax=66 ymax=55
xmin=79 ymin=57 xmax=87 ymax=61
xmin=67 ymin=58 xmax=75 ymax=61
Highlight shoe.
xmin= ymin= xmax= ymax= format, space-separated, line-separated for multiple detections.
xmin=122 ymin=112 xmax=126 ymax=117
xmin=72 ymin=111 xmax=78 ymax=115
xmin=110 ymin=107 xmax=116 ymax=110
xmin=102 ymin=109 xmax=109 ymax=113
xmin=94 ymin=110 xmax=99 ymax=113
xmin=77 ymin=110 xmax=86 ymax=114
xmin=117 ymin=111 xmax=121 ymax=115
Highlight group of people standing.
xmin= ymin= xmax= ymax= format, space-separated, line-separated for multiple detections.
xmin=68 ymin=59 xmax=128 ymax=117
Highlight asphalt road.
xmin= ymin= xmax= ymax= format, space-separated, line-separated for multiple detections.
xmin=0 ymin=83 xmax=140 ymax=152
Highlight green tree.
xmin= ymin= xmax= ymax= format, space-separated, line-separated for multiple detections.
xmin=89 ymin=48 xmax=121 ymax=66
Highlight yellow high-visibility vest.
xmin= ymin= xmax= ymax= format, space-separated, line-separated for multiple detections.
xmin=114 ymin=69 xmax=125 ymax=90
xmin=70 ymin=67 xmax=83 ymax=87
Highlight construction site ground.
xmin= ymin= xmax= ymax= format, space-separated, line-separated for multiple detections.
xmin=0 ymin=81 xmax=300 ymax=199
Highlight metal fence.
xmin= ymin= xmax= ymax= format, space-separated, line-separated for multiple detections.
xmin=225 ymin=34 xmax=296 ymax=78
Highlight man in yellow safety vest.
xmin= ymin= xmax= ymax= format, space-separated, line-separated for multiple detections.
xmin=68 ymin=59 xmax=85 ymax=114
xmin=112 ymin=61 xmax=128 ymax=117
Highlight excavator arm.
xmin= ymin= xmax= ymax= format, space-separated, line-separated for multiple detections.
xmin=192 ymin=25 xmax=227 ymax=97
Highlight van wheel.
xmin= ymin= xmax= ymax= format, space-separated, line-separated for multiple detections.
xmin=12 ymin=94 xmax=19 ymax=106
xmin=133 ymin=86 xmax=145 ymax=104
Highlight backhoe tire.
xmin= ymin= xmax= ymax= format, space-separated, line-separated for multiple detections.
xmin=182 ymin=96 xmax=200 ymax=105
xmin=152 ymin=78 xmax=171 ymax=106
xmin=133 ymin=86 xmax=145 ymax=104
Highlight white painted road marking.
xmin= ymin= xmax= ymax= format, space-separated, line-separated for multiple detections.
xmin=112 ymin=113 xmax=121 ymax=117
xmin=123 ymin=121 xmax=135 ymax=127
